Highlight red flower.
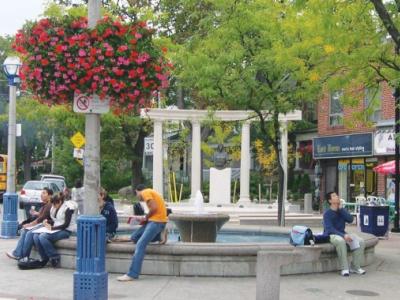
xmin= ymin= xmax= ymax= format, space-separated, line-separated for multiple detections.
xmin=14 ymin=15 xmax=170 ymax=113
xmin=41 ymin=59 xmax=49 ymax=66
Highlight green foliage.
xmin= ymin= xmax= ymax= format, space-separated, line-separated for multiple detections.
xmin=100 ymin=159 xmax=131 ymax=192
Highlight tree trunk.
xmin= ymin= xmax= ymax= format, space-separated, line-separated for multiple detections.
xmin=130 ymin=126 xmax=146 ymax=188
xmin=23 ymin=149 xmax=32 ymax=182
xmin=177 ymin=86 xmax=184 ymax=109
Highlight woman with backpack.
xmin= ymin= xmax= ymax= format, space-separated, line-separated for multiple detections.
xmin=33 ymin=193 xmax=77 ymax=267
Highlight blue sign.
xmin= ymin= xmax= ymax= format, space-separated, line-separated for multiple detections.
xmin=313 ymin=133 xmax=373 ymax=159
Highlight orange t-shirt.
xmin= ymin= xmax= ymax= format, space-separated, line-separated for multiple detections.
xmin=141 ymin=189 xmax=168 ymax=223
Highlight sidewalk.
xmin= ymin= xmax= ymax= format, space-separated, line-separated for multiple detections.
xmin=0 ymin=231 xmax=399 ymax=299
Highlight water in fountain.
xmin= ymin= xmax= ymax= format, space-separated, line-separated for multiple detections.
xmin=194 ymin=190 xmax=206 ymax=214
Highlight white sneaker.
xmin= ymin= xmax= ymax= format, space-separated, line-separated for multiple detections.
xmin=6 ymin=251 xmax=19 ymax=260
xmin=117 ymin=274 xmax=136 ymax=282
xmin=350 ymin=268 xmax=366 ymax=275
xmin=341 ymin=269 xmax=350 ymax=277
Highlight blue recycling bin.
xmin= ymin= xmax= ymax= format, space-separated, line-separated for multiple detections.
xmin=360 ymin=205 xmax=389 ymax=237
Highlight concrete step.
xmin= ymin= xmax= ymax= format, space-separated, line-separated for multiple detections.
xmin=240 ymin=216 xmax=323 ymax=227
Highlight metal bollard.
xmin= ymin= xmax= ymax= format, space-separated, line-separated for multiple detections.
xmin=73 ymin=215 xmax=108 ymax=300
xmin=0 ymin=193 xmax=18 ymax=238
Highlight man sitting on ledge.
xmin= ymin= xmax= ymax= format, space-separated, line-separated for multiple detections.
xmin=117 ymin=184 xmax=168 ymax=282
xmin=323 ymin=192 xmax=366 ymax=277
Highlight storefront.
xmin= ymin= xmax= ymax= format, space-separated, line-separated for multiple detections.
xmin=374 ymin=124 xmax=395 ymax=199
xmin=313 ymin=133 xmax=374 ymax=202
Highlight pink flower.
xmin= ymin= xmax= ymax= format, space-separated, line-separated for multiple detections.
xmin=79 ymin=49 xmax=86 ymax=57
xmin=135 ymin=33 xmax=142 ymax=39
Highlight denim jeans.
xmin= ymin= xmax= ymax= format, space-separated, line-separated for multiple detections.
xmin=128 ymin=222 xmax=166 ymax=278
xmin=33 ymin=230 xmax=71 ymax=261
xmin=12 ymin=228 xmax=36 ymax=258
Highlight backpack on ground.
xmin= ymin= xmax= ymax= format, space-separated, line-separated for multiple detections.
xmin=290 ymin=225 xmax=315 ymax=246
xmin=17 ymin=258 xmax=45 ymax=270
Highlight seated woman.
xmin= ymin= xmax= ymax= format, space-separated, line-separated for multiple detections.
xmin=33 ymin=193 xmax=77 ymax=267
xmin=99 ymin=189 xmax=118 ymax=242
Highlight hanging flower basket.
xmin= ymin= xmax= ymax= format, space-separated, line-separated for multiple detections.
xmin=13 ymin=15 xmax=170 ymax=114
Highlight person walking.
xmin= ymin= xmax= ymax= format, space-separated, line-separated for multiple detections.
xmin=323 ymin=192 xmax=366 ymax=277
xmin=117 ymin=184 xmax=168 ymax=281
xmin=71 ymin=179 xmax=84 ymax=214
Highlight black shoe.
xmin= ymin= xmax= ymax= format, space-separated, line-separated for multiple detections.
xmin=40 ymin=259 xmax=49 ymax=267
xmin=50 ymin=257 xmax=60 ymax=268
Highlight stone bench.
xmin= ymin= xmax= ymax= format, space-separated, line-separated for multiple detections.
xmin=48 ymin=231 xmax=378 ymax=277
xmin=257 ymin=248 xmax=321 ymax=300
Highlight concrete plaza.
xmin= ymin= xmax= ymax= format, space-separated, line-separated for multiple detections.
xmin=0 ymin=227 xmax=399 ymax=300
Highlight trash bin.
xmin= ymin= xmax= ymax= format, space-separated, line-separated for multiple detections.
xmin=359 ymin=205 xmax=389 ymax=237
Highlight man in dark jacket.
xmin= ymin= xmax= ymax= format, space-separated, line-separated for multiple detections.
xmin=323 ymin=192 xmax=366 ymax=277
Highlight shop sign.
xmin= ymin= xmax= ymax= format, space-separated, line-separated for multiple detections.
xmin=313 ymin=133 xmax=373 ymax=159
xmin=374 ymin=129 xmax=395 ymax=155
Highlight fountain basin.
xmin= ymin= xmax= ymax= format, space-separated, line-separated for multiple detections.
xmin=51 ymin=226 xmax=378 ymax=277
xmin=168 ymin=212 xmax=230 ymax=242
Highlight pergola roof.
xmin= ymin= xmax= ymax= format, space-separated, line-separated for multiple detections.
xmin=141 ymin=108 xmax=302 ymax=122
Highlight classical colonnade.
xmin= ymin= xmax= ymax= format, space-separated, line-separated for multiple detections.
xmin=142 ymin=109 xmax=301 ymax=204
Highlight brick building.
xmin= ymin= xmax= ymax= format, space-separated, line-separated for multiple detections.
xmin=313 ymin=83 xmax=395 ymax=205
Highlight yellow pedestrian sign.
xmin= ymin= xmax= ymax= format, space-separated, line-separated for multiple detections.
xmin=70 ymin=132 xmax=85 ymax=149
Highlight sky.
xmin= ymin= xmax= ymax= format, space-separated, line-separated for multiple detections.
xmin=0 ymin=0 xmax=48 ymax=36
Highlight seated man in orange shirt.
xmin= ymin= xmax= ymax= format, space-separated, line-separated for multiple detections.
xmin=118 ymin=184 xmax=168 ymax=281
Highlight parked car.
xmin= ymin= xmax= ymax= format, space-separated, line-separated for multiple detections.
xmin=43 ymin=178 xmax=66 ymax=193
xmin=19 ymin=180 xmax=61 ymax=218
xmin=41 ymin=174 xmax=67 ymax=196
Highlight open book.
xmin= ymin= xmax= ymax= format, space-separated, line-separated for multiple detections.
xmin=32 ymin=227 xmax=60 ymax=234
xmin=346 ymin=234 xmax=361 ymax=250
xmin=24 ymin=224 xmax=44 ymax=231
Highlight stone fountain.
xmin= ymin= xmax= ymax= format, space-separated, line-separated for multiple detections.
xmin=168 ymin=191 xmax=230 ymax=242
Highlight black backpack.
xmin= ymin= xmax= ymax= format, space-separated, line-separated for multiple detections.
xmin=133 ymin=202 xmax=145 ymax=215
xmin=17 ymin=258 xmax=45 ymax=270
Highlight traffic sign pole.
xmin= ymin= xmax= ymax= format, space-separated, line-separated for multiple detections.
xmin=73 ymin=2 xmax=107 ymax=300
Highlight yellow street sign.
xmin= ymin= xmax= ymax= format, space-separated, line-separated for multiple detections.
xmin=70 ymin=132 xmax=85 ymax=149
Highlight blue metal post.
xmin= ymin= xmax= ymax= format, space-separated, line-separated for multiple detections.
xmin=0 ymin=70 xmax=19 ymax=239
xmin=73 ymin=215 xmax=107 ymax=300
xmin=0 ymin=193 xmax=18 ymax=238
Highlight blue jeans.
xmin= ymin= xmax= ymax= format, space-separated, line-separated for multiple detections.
xmin=128 ymin=222 xmax=166 ymax=278
xmin=33 ymin=230 xmax=71 ymax=261
xmin=12 ymin=229 xmax=36 ymax=258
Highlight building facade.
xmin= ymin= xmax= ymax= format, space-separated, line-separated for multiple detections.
xmin=314 ymin=84 xmax=395 ymax=204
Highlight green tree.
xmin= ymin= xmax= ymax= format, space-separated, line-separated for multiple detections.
xmin=173 ymin=0 xmax=325 ymax=225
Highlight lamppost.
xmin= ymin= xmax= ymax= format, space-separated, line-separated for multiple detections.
xmin=392 ymin=88 xmax=400 ymax=233
xmin=314 ymin=160 xmax=323 ymax=211
xmin=0 ymin=56 xmax=21 ymax=238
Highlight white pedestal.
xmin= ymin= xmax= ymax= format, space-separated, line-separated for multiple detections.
xmin=209 ymin=167 xmax=231 ymax=205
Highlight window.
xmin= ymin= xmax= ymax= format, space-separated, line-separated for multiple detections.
xmin=364 ymin=87 xmax=382 ymax=123
xmin=329 ymin=91 xmax=343 ymax=126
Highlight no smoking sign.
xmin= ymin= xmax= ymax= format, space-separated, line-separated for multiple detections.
xmin=76 ymin=95 xmax=90 ymax=111
xmin=73 ymin=93 xmax=110 ymax=114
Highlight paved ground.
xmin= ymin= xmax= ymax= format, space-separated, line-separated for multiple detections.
xmin=1 ymin=205 xmax=399 ymax=299
xmin=0 ymin=230 xmax=398 ymax=299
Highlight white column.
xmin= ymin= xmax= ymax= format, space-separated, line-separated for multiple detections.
xmin=152 ymin=120 xmax=163 ymax=195
xmin=294 ymin=141 xmax=300 ymax=170
xmin=279 ymin=121 xmax=288 ymax=226
xmin=190 ymin=120 xmax=201 ymax=201
xmin=238 ymin=122 xmax=251 ymax=204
